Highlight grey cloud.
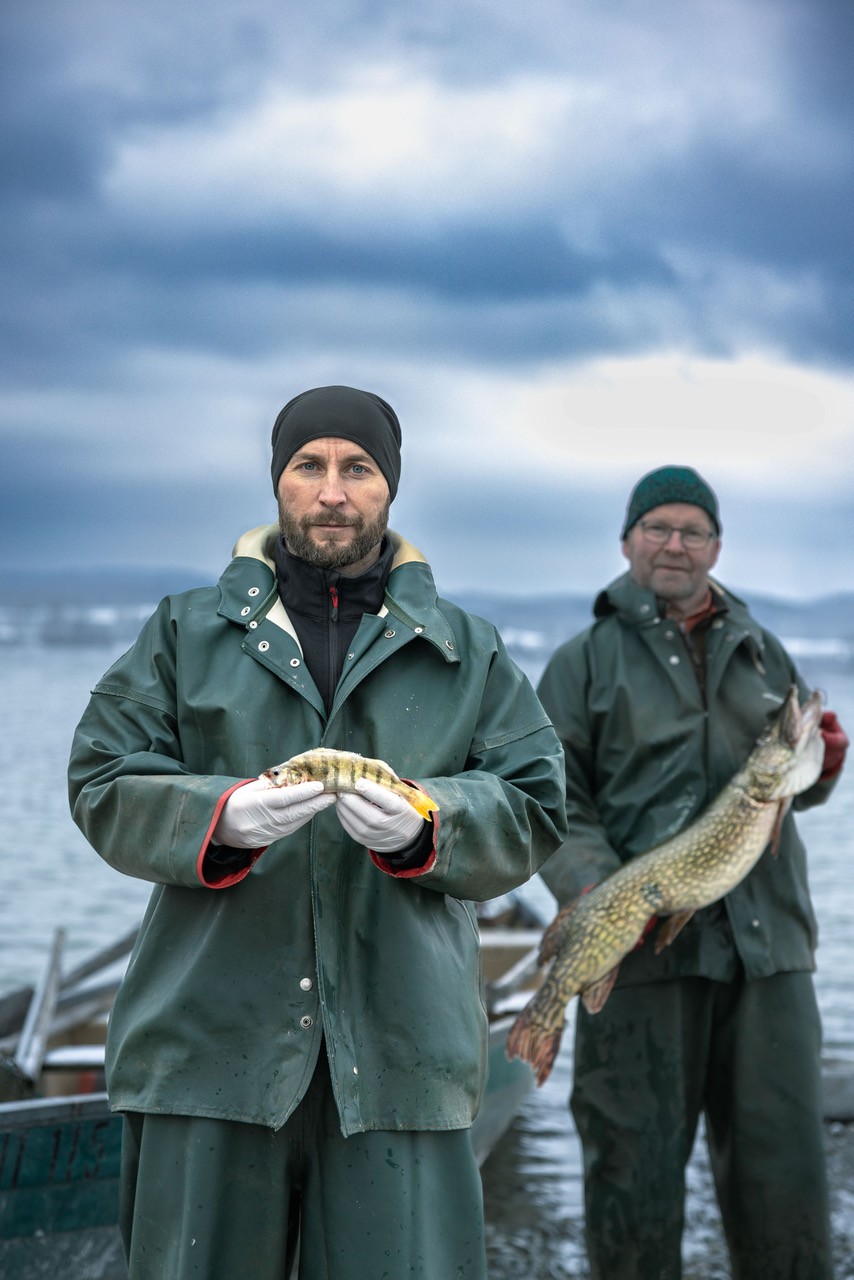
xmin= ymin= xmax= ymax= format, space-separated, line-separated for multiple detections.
xmin=2 ymin=0 xmax=853 ymax=598
xmin=2 ymin=0 xmax=851 ymax=373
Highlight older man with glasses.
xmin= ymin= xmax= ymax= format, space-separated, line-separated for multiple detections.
xmin=536 ymin=465 xmax=848 ymax=1280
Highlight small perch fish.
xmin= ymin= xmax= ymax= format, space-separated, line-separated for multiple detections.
xmin=262 ymin=748 xmax=438 ymax=820
xmin=506 ymin=686 xmax=825 ymax=1086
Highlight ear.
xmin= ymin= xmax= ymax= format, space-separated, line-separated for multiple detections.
xmin=620 ymin=537 xmax=631 ymax=563
xmin=708 ymin=538 xmax=721 ymax=571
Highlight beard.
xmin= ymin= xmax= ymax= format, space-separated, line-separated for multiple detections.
xmin=278 ymin=499 xmax=390 ymax=573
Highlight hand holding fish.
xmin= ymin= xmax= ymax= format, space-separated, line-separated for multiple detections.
xmin=213 ymin=778 xmax=336 ymax=849
xmin=336 ymin=779 xmax=428 ymax=853
xmin=263 ymin=749 xmax=437 ymax=814
xmin=261 ymin=748 xmax=438 ymax=852
xmin=819 ymin=710 xmax=849 ymax=779
xmin=507 ymin=686 xmax=826 ymax=1086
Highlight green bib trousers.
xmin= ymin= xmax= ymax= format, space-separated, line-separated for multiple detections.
xmin=119 ymin=1052 xmax=487 ymax=1280
xmin=572 ymin=971 xmax=831 ymax=1280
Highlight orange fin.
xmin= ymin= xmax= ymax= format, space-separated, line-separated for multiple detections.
xmin=506 ymin=1001 xmax=564 ymax=1087
xmin=408 ymin=789 xmax=439 ymax=820
xmin=654 ymin=909 xmax=695 ymax=953
xmin=580 ymin=967 xmax=619 ymax=1014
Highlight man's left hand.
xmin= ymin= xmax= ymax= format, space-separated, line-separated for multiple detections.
xmin=820 ymin=710 xmax=849 ymax=780
xmin=335 ymin=779 xmax=428 ymax=853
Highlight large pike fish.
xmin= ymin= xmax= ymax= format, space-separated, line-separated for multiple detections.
xmin=262 ymin=747 xmax=438 ymax=820
xmin=506 ymin=686 xmax=825 ymax=1085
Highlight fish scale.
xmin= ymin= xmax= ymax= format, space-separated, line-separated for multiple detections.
xmin=507 ymin=686 xmax=826 ymax=1085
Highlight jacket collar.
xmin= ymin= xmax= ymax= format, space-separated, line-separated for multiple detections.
xmin=594 ymin=571 xmax=766 ymax=648
xmin=218 ymin=524 xmax=459 ymax=662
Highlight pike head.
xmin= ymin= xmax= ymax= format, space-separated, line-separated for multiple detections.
xmin=744 ymin=686 xmax=825 ymax=804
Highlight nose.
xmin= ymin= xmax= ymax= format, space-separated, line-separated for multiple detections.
xmin=662 ymin=528 xmax=684 ymax=550
xmin=317 ymin=467 xmax=347 ymax=506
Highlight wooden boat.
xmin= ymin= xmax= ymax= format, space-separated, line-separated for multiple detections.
xmin=0 ymin=903 xmax=544 ymax=1279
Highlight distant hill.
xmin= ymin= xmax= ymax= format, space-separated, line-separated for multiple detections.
xmin=0 ymin=568 xmax=852 ymax=667
xmin=0 ymin=565 xmax=207 ymax=607
xmin=453 ymin=586 xmax=854 ymax=645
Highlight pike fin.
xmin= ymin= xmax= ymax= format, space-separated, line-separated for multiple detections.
xmin=654 ymin=909 xmax=695 ymax=953
xmin=580 ymin=967 xmax=619 ymax=1014
xmin=768 ymin=798 xmax=790 ymax=857
xmin=505 ymin=1001 xmax=564 ymax=1086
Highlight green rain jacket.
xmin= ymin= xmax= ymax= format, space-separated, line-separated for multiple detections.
xmin=537 ymin=572 xmax=837 ymax=987
xmin=68 ymin=526 xmax=567 ymax=1136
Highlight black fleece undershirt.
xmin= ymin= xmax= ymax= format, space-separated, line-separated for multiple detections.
xmin=273 ymin=534 xmax=394 ymax=713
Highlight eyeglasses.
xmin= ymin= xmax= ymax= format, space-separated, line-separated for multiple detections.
xmin=637 ymin=520 xmax=716 ymax=550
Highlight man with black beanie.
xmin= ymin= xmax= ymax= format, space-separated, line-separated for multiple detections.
xmin=68 ymin=384 xmax=568 ymax=1280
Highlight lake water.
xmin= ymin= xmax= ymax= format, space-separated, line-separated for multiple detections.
xmin=1 ymin=640 xmax=853 ymax=1276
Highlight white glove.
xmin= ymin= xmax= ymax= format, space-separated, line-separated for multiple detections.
xmin=335 ymin=778 xmax=428 ymax=854
xmin=213 ymin=778 xmax=335 ymax=849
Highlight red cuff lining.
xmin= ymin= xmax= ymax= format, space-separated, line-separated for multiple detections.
xmin=370 ymin=783 xmax=439 ymax=878
xmin=196 ymin=779 xmax=267 ymax=888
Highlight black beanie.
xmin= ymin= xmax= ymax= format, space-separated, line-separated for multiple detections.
xmin=271 ymin=385 xmax=402 ymax=499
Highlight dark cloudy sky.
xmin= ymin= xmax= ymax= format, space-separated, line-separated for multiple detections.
xmin=2 ymin=0 xmax=852 ymax=599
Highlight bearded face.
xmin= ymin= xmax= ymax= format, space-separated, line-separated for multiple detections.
xmin=278 ymin=495 xmax=391 ymax=572
xmin=276 ymin=438 xmax=391 ymax=576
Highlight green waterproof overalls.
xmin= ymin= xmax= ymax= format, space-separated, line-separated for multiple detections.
xmin=68 ymin=525 xmax=568 ymax=1280
xmin=537 ymin=573 xmax=838 ymax=1280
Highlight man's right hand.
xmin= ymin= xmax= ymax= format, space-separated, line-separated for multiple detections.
xmin=212 ymin=779 xmax=336 ymax=849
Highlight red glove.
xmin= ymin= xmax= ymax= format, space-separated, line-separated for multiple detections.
xmin=634 ymin=915 xmax=658 ymax=949
xmin=820 ymin=710 xmax=849 ymax=781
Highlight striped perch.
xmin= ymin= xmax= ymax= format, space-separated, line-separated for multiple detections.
xmin=262 ymin=748 xmax=438 ymax=820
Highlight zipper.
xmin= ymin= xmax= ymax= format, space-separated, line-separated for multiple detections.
xmin=327 ymin=582 xmax=339 ymax=713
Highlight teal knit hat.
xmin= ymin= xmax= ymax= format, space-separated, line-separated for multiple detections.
xmin=621 ymin=466 xmax=721 ymax=538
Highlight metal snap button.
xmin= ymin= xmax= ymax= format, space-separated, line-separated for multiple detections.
xmin=384 ymin=629 xmax=396 ymax=638
xmin=300 ymin=1015 xmax=313 ymax=1029
xmin=669 ymin=655 xmax=680 ymax=665
xmin=290 ymin=658 xmax=300 ymax=668
xmin=249 ymin=620 xmax=258 ymax=629
xmin=414 ymin=626 xmax=424 ymax=634
xmin=299 ymin=977 xmax=313 ymax=991
xmin=240 ymin=606 xmax=251 ymax=617
xmin=258 ymin=641 xmax=270 ymax=652
xmin=248 ymin=587 xmax=260 ymax=597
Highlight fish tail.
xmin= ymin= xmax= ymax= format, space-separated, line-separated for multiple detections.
xmin=392 ymin=781 xmax=438 ymax=820
xmin=505 ymin=1001 xmax=564 ymax=1087
xmin=409 ymin=789 xmax=438 ymax=820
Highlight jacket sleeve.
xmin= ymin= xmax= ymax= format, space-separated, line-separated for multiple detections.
xmin=388 ymin=634 xmax=567 ymax=901
xmin=67 ymin=599 xmax=256 ymax=889
xmin=533 ymin=635 xmax=623 ymax=905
